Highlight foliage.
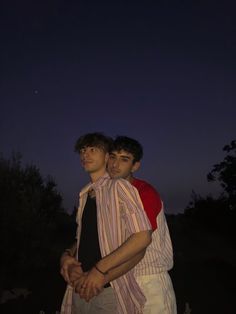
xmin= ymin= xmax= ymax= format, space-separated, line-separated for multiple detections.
xmin=0 ymin=152 xmax=75 ymax=288
xmin=207 ymin=140 xmax=236 ymax=210
xmin=184 ymin=191 xmax=235 ymax=236
xmin=184 ymin=140 xmax=236 ymax=238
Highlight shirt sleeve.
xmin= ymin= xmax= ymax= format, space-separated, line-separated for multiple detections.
xmin=115 ymin=179 xmax=152 ymax=234
xmin=138 ymin=185 xmax=162 ymax=231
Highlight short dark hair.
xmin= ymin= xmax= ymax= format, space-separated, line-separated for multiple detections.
xmin=112 ymin=136 xmax=143 ymax=163
xmin=74 ymin=132 xmax=113 ymax=153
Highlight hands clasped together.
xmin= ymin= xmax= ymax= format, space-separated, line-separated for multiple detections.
xmin=60 ymin=255 xmax=108 ymax=302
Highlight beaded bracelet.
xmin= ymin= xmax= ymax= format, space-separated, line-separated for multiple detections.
xmin=94 ymin=264 xmax=108 ymax=276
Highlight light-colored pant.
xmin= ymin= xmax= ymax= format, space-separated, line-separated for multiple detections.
xmin=136 ymin=273 xmax=177 ymax=314
xmin=72 ymin=287 xmax=117 ymax=314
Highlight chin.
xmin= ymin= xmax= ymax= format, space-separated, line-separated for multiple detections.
xmin=114 ymin=175 xmax=122 ymax=179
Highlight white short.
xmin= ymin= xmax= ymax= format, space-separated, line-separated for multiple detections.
xmin=72 ymin=287 xmax=117 ymax=314
xmin=136 ymin=273 xmax=177 ymax=314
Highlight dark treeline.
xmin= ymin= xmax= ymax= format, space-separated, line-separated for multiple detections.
xmin=168 ymin=140 xmax=236 ymax=314
xmin=0 ymin=141 xmax=235 ymax=313
xmin=0 ymin=152 xmax=76 ymax=313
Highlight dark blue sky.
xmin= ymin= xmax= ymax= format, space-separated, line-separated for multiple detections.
xmin=1 ymin=0 xmax=235 ymax=213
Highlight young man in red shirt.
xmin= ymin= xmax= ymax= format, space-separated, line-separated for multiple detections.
xmin=108 ymin=136 xmax=177 ymax=314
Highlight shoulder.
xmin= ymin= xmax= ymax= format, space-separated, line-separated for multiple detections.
xmin=133 ymin=178 xmax=161 ymax=198
xmin=110 ymin=177 xmax=134 ymax=190
xmin=108 ymin=178 xmax=141 ymax=201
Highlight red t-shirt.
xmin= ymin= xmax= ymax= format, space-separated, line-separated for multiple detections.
xmin=131 ymin=178 xmax=162 ymax=230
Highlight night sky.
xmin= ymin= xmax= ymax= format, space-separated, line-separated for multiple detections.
xmin=1 ymin=0 xmax=235 ymax=214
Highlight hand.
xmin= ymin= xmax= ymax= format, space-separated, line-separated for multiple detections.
xmin=75 ymin=267 xmax=107 ymax=302
xmin=68 ymin=263 xmax=84 ymax=286
xmin=60 ymin=255 xmax=83 ymax=285
xmin=74 ymin=273 xmax=96 ymax=301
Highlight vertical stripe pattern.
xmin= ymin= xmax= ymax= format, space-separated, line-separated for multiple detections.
xmin=61 ymin=173 xmax=152 ymax=314
xmin=134 ymin=202 xmax=174 ymax=276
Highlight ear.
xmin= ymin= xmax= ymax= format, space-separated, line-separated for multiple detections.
xmin=131 ymin=161 xmax=140 ymax=173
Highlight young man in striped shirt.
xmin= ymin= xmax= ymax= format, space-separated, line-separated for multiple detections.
xmin=60 ymin=133 xmax=153 ymax=314
xmin=107 ymin=136 xmax=177 ymax=314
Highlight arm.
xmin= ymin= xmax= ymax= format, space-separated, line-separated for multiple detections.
xmin=78 ymin=230 xmax=151 ymax=301
xmin=96 ymin=230 xmax=151 ymax=273
xmin=95 ymin=179 xmax=152 ymax=274
xmin=105 ymin=248 xmax=146 ymax=282
xmin=75 ymin=249 xmax=146 ymax=300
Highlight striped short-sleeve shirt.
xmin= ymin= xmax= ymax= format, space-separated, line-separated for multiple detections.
xmin=61 ymin=172 xmax=152 ymax=314
xmin=131 ymin=178 xmax=174 ymax=276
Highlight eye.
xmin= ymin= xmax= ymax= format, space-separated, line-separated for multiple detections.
xmin=121 ymin=158 xmax=129 ymax=162
xmin=90 ymin=147 xmax=97 ymax=153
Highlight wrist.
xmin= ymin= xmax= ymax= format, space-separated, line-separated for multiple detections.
xmin=60 ymin=250 xmax=74 ymax=267
xmin=94 ymin=264 xmax=109 ymax=276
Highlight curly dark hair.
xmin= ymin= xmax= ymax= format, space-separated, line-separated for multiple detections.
xmin=112 ymin=136 xmax=143 ymax=163
xmin=74 ymin=132 xmax=113 ymax=153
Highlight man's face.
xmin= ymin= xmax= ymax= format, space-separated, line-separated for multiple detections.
xmin=79 ymin=146 xmax=108 ymax=174
xmin=108 ymin=150 xmax=140 ymax=180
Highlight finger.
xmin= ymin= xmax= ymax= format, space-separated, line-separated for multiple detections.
xmin=70 ymin=273 xmax=81 ymax=283
xmin=92 ymin=287 xmax=98 ymax=297
xmin=69 ymin=266 xmax=83 ymax=278
xmin=85 ymin=292 xmax=94 ymax=302
xmin=73 ymin=277 xmax=84 ymax=288
xmin=70 ymin=271 xmax=82 ymax=280
xmin=61 ymin=268 xmax=70 ymax=284
xmin=76 ymin=278 xmax=86 ymax=293
xmin=78 ymin=286 xmax=87 ymax=299
xmin=84 ymin=285 xmax=94 ymax=302
xmin=74 ymin=279 xmax=83 ymax=290
xmin=64 ymin=270 xmax=71 ymax=283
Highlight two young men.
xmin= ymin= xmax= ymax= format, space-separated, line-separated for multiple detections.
xmin=60 ymin=133 xmax=176 ymax=314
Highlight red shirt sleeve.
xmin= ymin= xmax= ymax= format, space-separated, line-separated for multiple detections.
xmin=138 ymin=184 xmax=162 ymax=231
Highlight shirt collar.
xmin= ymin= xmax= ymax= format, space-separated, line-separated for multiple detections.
xmin=79 ymin=172 xmax=110 ymax=196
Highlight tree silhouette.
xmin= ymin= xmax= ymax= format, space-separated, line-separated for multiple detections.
xmin=0 ymin=152 xmax=74 ymax=289
xmin=184 ymin=140 xmax=236 ymax=238
xmin=207 ymin=140 xmax=236 ymax=211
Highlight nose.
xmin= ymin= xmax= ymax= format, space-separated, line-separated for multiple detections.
xmin=112 ymin=159 xmax=119 ymax=168
xmin=81 ymin=148 xmax=89 ymax=159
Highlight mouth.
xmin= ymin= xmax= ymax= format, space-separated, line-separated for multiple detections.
xmin=110 ymin=169 xmax=120 ymax=176
xmin=82 ymin=160 xmax=93 ymax=166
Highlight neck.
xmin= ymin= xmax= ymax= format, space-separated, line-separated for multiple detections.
xmin=90 ymin=168 xmax=107 ymax=183
xmin=126 ymin=173 xmax=134 ymax=183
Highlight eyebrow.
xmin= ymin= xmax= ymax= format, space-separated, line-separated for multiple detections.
xmin=121 ymin=155 xmax=131 ymax=159
xmin=110 ymin=153 xmax=132 ymax=160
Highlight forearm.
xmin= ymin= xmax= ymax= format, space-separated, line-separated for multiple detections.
xmin=105 ymin=249 xmax=146 ymax=283
xmin=74 ymin=254 xmax=144 ymax=302
xmin=74 ymin=251 xmax=146 ymax=301
xmin=97 ymin=230 xmax=151 ymax=274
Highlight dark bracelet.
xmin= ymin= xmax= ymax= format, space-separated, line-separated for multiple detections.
xmin=94 ymin=264 xmax=108 ymax=276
